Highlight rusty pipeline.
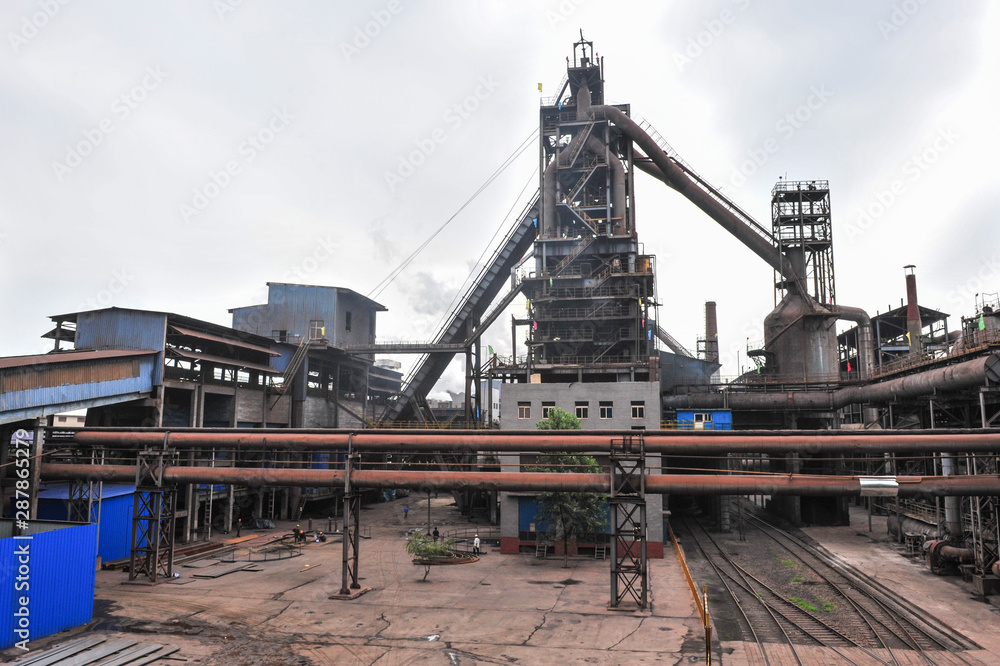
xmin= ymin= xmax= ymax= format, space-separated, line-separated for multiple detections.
xmin=65 ymin=428 xmax=1000 ymax=455
xmin=38 ymin=463 xmax=1000 ymax=496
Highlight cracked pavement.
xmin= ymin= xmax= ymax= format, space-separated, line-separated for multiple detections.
xmin=2 ymin=495 xmax=703 ymax=664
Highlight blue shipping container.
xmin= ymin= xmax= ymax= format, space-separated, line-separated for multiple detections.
xmin=0 ymin=521 xmax=97 ymax=650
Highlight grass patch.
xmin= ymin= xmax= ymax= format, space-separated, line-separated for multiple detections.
xmin=790 ymin=577 xmax=805 ymax=583
xmin=822 ymin=602 xmax=837 ymax=613
xmin=790 ymin=596 xmax=819 ymax=612
xmin=781 ymin=559 xmax=796 ymax=568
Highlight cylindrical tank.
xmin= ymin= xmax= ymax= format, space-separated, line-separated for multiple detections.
xmin=764 ymin=293 xmax=839 ymax=382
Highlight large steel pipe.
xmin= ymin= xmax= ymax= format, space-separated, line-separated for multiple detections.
xmin=664 ymin=353 xmax=998 ymax=412
xmin=588 ymin=104 xmax=798 ymax=287
xmin=67 ymin=428 xmax=1000 ymax=454
xmin=39 ymin=463 xmax=1000 ymax=496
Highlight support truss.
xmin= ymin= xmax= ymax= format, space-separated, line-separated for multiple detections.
xmin=610 ymin=434 xmax=648 ymax=609
xmin=129 ymin=448 xmax=177 ymax=583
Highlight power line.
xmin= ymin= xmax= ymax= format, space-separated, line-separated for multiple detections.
xmin=366 ymin=129 xmax=538 ymax=300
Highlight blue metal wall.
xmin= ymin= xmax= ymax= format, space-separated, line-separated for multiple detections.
xmin=75 ymin=309 xmax=166 ymax=383
xmin=0 ymin=522 xmax=97 ymax=650
xmin=676 ymin=409 xmax=733 ymax=430
xmin=231 ymin=284 xmax=382 ymax=348
xmin=34 ymin=485 xmax=135 ymax=563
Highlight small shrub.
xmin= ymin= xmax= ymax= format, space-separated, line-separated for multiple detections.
xmin=790 ymin=596 xmax=819 ymax=613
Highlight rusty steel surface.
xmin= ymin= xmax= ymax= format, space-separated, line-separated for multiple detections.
xmin=67 ymin=428 xmax=1000 ymax=454
xmin=39 ymin=463 xmax=1000 ymax=496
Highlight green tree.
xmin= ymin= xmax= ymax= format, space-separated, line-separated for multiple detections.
xmin=405 ymin=532 xmax=457 ymax=581
xmin=532 ymin=408 xmax=607 ymax=567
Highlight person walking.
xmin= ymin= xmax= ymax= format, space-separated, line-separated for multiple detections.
xmin=473 ymin=534 xmax=481 ymax=555
xmin=403 ymin=505 xmax=409 ymax=520
xmin=236 ymin=518 xmax=242 ymax=537
xmin=432 ymin=527 xmax=440 ymax=542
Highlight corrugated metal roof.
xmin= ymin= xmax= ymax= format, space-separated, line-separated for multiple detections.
xmin=0 ymin=349 xmax=155 ymax=369
xmin=169 ymin=325 xmax=279 ymax=355
xmin=168 ymin=348 xmax=277 ymax=374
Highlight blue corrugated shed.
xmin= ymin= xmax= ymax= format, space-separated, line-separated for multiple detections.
xmin=0 ymin=521 xmax=97 ymax=650
xmin=34 ymin=484 xmax=135 ymax=562
xmin=676 ymin=409 xmax=733 ymax=430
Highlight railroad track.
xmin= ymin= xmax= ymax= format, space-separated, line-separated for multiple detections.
xmin=683 ymin=516 xmax=884 ymax=666
xmin=742 ymin=510 xmax=979 ymax=664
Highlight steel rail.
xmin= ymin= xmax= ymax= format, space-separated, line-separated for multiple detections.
xmin=744 ymin=511 xmax=977 ymax=661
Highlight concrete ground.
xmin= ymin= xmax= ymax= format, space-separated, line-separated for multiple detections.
xmin=3 ymin=495 xmax=705 ymax=665
xmin=7 ymin=500 xmax=1000 ymax=665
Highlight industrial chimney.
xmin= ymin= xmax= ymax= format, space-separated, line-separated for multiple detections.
xmin=905 ymin=265 xmax=922 ymax=355
xmin=704 ymin=301 xmax=719 ymax=363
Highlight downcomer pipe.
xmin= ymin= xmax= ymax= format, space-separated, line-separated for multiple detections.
xmin=663 ymin=353 xmax=999 ymax=412
xmin=587 ymin=104 xmax=799 ymax=289
xmin=38 ymin=464 xmax=1000 ymax=496
xmin=835 ymin=305 xmax=875 ymax=380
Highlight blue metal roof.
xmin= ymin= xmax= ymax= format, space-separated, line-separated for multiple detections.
xmin=0 ymin=352 xmax=157 ymax=426
xmin=37 ymin=484 xmax=136 ymax=500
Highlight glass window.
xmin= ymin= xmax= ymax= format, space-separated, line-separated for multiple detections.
xmin=631 ymin=401 xmax=645 ymax=419
xmin=309 ymin=320 xmax=325 ymax=339
xmin=345 ymin=311 xmax=352 ymax=332
xmin=271 ymin=329 xmax=287 ymax=343
xmin=542 ymin=401 xmax=555 ymax=418
xmin=575 ymin=401 xmax=589 ymax=419
xmin=599 ymin=401 xmax=613 ymax=419
xmin=518 ymin=402 xmax=531 ymax=419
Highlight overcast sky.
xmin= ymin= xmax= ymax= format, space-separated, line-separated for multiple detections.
xmin=1 ymin=1 xmax=998 ymax=396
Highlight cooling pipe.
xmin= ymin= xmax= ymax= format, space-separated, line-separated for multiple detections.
xmin=38 ymin=463 xmax=1000 ymax=496
xmin=834 ymin=305 xmax=875 ymax=380
xmin=927 ymin=540 xmax=974 ymax=569
xmin=584 ymin=136 xmax=626 ymax=230
xmin=663 ymin=352 xmax=999 ymax=411
xmin=887 ymin=514 xmax=943 ymax=540
xmin=941 ymin=453 xmax=962 ymax=538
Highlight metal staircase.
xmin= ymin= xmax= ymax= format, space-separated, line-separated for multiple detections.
xmin=274 ymin=338 xmax=310 ymax=396
xmin=382 ymin=195 xmax=540 ymax=423
xmin=559 ymin=121 xmax=595 ymax=168
xmin=547 ymin=234 xmax=596 ymax=277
